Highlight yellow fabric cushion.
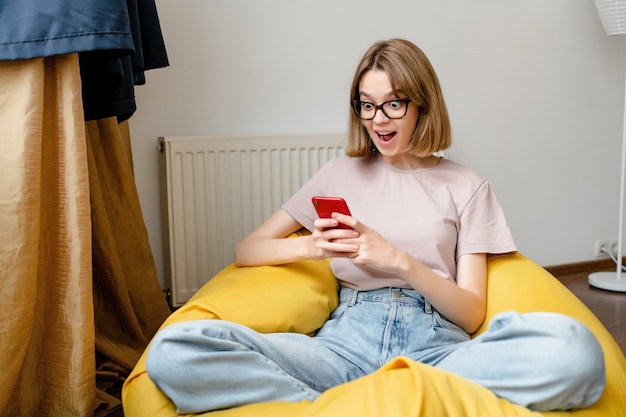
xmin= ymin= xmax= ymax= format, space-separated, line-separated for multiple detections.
xmin=299 ymin=357 xmax=537 ymax=417
xmin=122 ymin=253 xmax=626 ymax=417
xmin=178 ymin=260 xmax=339 ymax=334
xmin=122 ymin=255 xmax=339 ymax=417
xmin=477 ymin=253 xmax=626 ymax=417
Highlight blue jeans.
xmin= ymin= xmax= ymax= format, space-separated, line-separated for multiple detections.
xmin=146 ymin=287 xmax=606 ymax=414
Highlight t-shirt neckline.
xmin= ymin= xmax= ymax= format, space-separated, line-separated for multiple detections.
xmin=373 ymin=155 xmax=444 ymax=174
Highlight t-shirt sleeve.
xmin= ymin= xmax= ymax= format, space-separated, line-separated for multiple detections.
xmin=280 ymin=160 xmax=337 ymax=231
xmin=456 ymin=180 xmax=517 ymax=259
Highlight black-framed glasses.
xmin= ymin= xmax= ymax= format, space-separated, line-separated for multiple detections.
xmin=351 ymin=98 xmax=412 ymax=120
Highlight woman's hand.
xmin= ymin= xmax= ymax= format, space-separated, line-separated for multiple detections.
xmin=326 ymin=212 xmax=407 ymax=275
xmin=308 ymin=215 xmax=361 ymax=260
xmin=311 ymin=212 xmax=488 ymax=333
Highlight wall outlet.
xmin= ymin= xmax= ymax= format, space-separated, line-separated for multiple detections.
xmin=593 ymin=240 xmax=618 ymax=258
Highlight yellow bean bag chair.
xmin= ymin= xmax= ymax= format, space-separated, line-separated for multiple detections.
xmin=122 ymin=252 xmax=626 ymax=417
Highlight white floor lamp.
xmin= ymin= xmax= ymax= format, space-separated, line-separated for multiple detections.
xmin=589 ymin=0 xmax=626 ymax=292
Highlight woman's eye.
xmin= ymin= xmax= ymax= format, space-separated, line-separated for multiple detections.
xmin=388 ymin=100 xmax=401 ymax=109
xmin=362 ymin=102 xmax=374 ymax=110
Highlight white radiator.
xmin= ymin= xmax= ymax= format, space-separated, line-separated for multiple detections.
xmin=159 ymin=135 xmax=346 ymax=307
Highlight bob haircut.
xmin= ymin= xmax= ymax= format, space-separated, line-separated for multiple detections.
xmin=347 ymin=39 xmax=451 ymax=158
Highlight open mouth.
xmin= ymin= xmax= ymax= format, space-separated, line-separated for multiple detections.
xmin=377 ymin=132 xmax=396 ymax=143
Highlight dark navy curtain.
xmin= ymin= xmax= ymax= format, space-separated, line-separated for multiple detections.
xmin=0 ymin=0 xmax=169 ymax=121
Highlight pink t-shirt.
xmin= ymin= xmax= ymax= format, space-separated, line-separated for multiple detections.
xmin=282 ymin=156 xmax=517 ymax=290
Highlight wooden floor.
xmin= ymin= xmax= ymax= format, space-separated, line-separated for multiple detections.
xmin=547 ymin=259 xmax=626 ymax=355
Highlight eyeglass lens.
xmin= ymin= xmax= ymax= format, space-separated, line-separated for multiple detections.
xmin=353 ymin=99 xmax=409 ymax=120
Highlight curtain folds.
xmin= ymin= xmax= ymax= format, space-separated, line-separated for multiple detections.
xmin=0 ymin=54 xmax=94 ymax=417
xmin=0 ymin=54 xmax=171 ymax=416
xmin=87 ymin=118 xmax=171 ymax=416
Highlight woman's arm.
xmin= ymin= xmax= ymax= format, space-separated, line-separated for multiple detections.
xmin=397 ymin=253 xmax=487 ymax=334
xmin=234 ymin=209 xmax=360 ymax=267
xmin=333 ymin=212 xmax=487 ymax=333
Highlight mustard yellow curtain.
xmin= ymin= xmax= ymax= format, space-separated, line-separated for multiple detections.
xmin=0 ymin=54 xmax=94 ymax=416
xmin=0 ymin=54 xmax=170 ymax=416
xmin=87 ymin=118 xmax=171 ymax=416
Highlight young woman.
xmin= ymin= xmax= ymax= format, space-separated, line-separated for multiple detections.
xmin=146 ymin=38 xmax=605 ymax=414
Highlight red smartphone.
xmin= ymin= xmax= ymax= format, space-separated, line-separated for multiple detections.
xmin=311 ymin=196 xmax=353 ymax=229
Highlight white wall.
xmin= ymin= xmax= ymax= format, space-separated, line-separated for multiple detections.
xmin=129 ymin=0 xmax=626 ymax=289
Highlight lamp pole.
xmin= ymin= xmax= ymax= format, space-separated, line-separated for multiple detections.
xmin=588 ymin=0 xmax=626 ymax=292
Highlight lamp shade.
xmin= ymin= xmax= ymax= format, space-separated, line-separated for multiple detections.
xmin=595 ymin=0 xmax=626 ymax=35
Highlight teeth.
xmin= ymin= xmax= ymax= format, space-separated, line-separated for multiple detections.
xmin=378 ymin=132 xmax=395 ymax=142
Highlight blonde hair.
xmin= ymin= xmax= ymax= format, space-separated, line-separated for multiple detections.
xmin=347 ymin=39 xmax=451 ymax=158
